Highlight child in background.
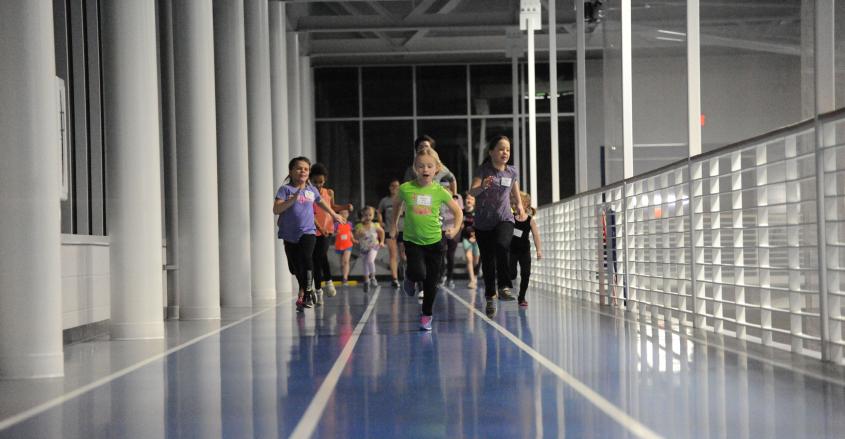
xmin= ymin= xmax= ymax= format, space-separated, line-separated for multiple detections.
xmin=392 ymin=147 xmax=463 ymax=331
xmin=462 ymin=193 xmax=480 ymax=289
xmin=310 ymin=163 xmax=353 ymax=302
xmin=274 ymin=157 xmax=345 ymax=312
xmin=354 ymin=206 xmax=385 ymax=292
xmin=440 ymin=177 xmax=463 ymax=289
xmin=334 ymin=209 xmax=355 ymax=286
xmin=509 ymin=192 xmax=543 ymax=307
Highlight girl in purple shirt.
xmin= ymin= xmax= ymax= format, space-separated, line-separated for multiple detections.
xmin=274 ymin=157 xmax=345 ymax=311
xmin=468 ymin=136 xmax=527 ymax=315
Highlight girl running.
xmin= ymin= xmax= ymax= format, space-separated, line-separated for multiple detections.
xmin=334 ymin=208 xmax=355 ymax=285
xmin=310 ymin=163 xmax=353 ymax=302
xmin=462 ymin=193 xmax=480 ymax=289
xmin=468 ymin=136 xmax=527 ymax=315
xmin=274 ymin=157 xmax=345 ymax=311
xmin=392 ymin=147 xmax=463 ymax=331
xmin=377 ymin=179 xmax=402 ymax=289
xmin=355 ymin=206 xmax=385 ymax=292
xmin=509 ymin=192 xmax=543 ymax=307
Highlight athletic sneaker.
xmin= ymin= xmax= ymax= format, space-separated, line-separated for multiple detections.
xmin=314 ymin=289 xmax=324 ymax=306
xmin=363 ymin=282 xmax=370 ymax=293
xmin=419 ymin=315 xmax=433 ymax=331
xmin=485 ymin=297 xmax=496 ymax=317
xmin=518 ymin=297 xmax=528 ymax=307
xmin=448 ymin=280 xmax=455 ymax=289
xmin=403 ymin=278 xmax=416 ymax=297
xmin=304 ymin=290 xmax=314 ymax=308
xmin=325 ymin=282 xmax=337 ymax=297
xmin=296 ymin=295 xmax=305 ymax=312
xmin=391 ymin=279 xmax=401 ymax=289
xmin=370 ymin=276 xmax=378 ymax=287
xmin=417 ymin=290 xmax=424 ymax=299
xmin=498 ymin=287 xmax=516 ymax=301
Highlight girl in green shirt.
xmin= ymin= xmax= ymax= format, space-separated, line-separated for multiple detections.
xmin=391 ymin=147 xmax=463 ymax=331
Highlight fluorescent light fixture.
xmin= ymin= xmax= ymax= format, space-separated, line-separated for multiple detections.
xmin=656 ymin=36 xmax=684 ymax=42
xmin=657 ymin=29 xmax=686 ymax=36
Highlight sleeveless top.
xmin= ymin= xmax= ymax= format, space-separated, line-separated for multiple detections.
xmin=334 ymin=223 xmax=353 ymax=251
xmin=314 ymin=187 xmax=333 ymax=237
xmin=510 ymin=216 xmax=532 ymax=253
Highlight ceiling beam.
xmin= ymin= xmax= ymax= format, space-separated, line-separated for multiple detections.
xmin=402 ymin=0 xmax=466 ymax=47
xmin=297 ymin=11 xmax=515 ymax=32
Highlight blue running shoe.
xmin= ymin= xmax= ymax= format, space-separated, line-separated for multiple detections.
xmin=419 ymin=315 xmax=433 ymax=331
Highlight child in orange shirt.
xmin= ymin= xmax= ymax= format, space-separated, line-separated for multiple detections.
xmin=334 ymin=208 xmax=356 ymax=285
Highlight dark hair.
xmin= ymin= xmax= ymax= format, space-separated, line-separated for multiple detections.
xmin=482 ymin=135 xmax=511 ymax=165
xmin=414 ymin=135 xmax=436 ymax=151
xmin=310 ymin=162 xmax=329 ymax=178
xmin=283 ymin=156 xmax=311 ymax=184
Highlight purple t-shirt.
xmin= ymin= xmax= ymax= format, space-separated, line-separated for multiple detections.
xmin=275 ymin=184 xmax=322 ymax=242
xmin=473 ymin=163 xmax=518 ymax=231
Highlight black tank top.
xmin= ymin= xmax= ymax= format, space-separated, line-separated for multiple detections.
xmin=510 ymin=216 xmax=532 ymax=252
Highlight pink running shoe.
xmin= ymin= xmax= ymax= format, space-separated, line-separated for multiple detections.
xmin=419 ymin=315 xmax=433 ymax=331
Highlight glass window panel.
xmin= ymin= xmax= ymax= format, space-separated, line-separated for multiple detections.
xmin=362 ymin=66 xmax=413 ymax=117
xmin=632 ymin=0 xmax=688 ymax=175
xmin=416 ymin=65 xmax=467 ymax=116
xmin=363 ymin=120 xmax=414 ymax=207
xmin=521 ymin=62 xmax=575 ymax=115
xmin=316 ymin=121 xmax=361 ymax=207
xmin=416 ymin=119 xmax=470 ymax=192
xmin=315 ymin=67 xmax=358 ymax=118
xmin=470 ymin=64 xmax=513 ymax=115
xmin=701 ymin=0 xmax=804 ymax=151
xmin=523 ymin=117 xmax=576 ymax=206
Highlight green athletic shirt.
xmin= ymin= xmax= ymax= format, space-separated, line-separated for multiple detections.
xmin=398 ymin=180 xmax=453 ymax=245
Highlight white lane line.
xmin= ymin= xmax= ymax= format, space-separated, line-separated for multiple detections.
xmin=289 ymin=287 xmax=382 ymax=439
xmin=0 ymin=300 xmax=293 ymax=433
xmin=443 ymin=288 xmax=664 ymax=439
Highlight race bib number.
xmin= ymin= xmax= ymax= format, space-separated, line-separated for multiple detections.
xmin=416 ymin=195 xmax=433 ymax=206
xmin=499 ymin=177 xmax=513 ymax=187
xmin=340 ymin=234 xmax=348 ymax=240
xmin=303 ymin=191 xmax=316 ymax=201
xmin=513 ymin=228 xmax=523 ymax=238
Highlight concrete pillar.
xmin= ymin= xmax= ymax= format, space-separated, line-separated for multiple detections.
xmin=270 ymin=1 xmax=294 ymax=299
xmin=245 ymin=0 xmax=277 ymax=306
xmin=287 ymin=32 xmax=302 ymax=157
xmin=548 ymin=0 xmax=559 ymax=202
xmin=102 ymin=0 xmax=166 ymax=338
xmin=0 ymin=0 xmax=64 ymax=378
xmin=575 ymin=0 xmax=588 ymax=192
xmin=299 ymin=56 xmax=313 ymax=159
xmin=173 ymin=0 xmax=221 ymax=320
xmin=213 ymin=0 xmax=252 ymax=308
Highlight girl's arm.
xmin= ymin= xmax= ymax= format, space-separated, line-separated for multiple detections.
xmin=391 ymin=198 xmax=404 ymax=238
xmin=511 ymin=181 xmax=527 ymax=221
xmin=317 ymin=198 xmax=345 ymax=224
xmin=273 ymin=188 xmax=301 ymax=215
xmin=376 ymin=225 xmax=385 ymax=247
xmin=530 ymin=217 xmax=543 ymax=259
xmin=444 ymin=198 xmax=463 ymax=239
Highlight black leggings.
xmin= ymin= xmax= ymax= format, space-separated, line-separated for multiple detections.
xmin=476 ymin=222 xmax=514 ymax=298
xmin=509 ymin=248 xmax=531 ymax=297
xmin=441 ymin=232 xmax=459 ymax=281
xmin=312 ymin=235 xmax=333 ymax=288
xmin=284 ymin=234 xmax=316 ymax=294
xmin=404 ymin=241 xmax=443 ymax=316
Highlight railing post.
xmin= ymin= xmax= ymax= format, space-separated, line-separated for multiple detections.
xmin=814 ymin=117 xmax=831 ymax=362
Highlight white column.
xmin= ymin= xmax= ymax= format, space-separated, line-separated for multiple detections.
xmin=245 ymin=0 xmax=277 ymax=306
xmin=622 ymin=0 xmax=634 ymax=178
xmin=270 ymin=1 xmax=294 ymax=299
xmin=0 ymin=0 xmax=64 ymax=378
xmin=548 ymin=0 xmax=560 ymax=202
xmin=299 ymin=55 xmax=314 ymax=159
xmin=102 ymin=0 xmax=165 ymax=338
xmin=575 ymin=0 xmax=588 ymax=192
xmin=213 ymin=0 xmax=252 ymax=308
xmin=527 ymin=26 xmax=538 ymax=203
xmin=511 ymin=55 xmax=520 ymax=174
xmin=687 ymin=0 xmax=701 ymax=158
xmin=287 ymin=32 xmax=302 ymax=158
xmin=173 ymin=0 xmax=221 ymax=320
